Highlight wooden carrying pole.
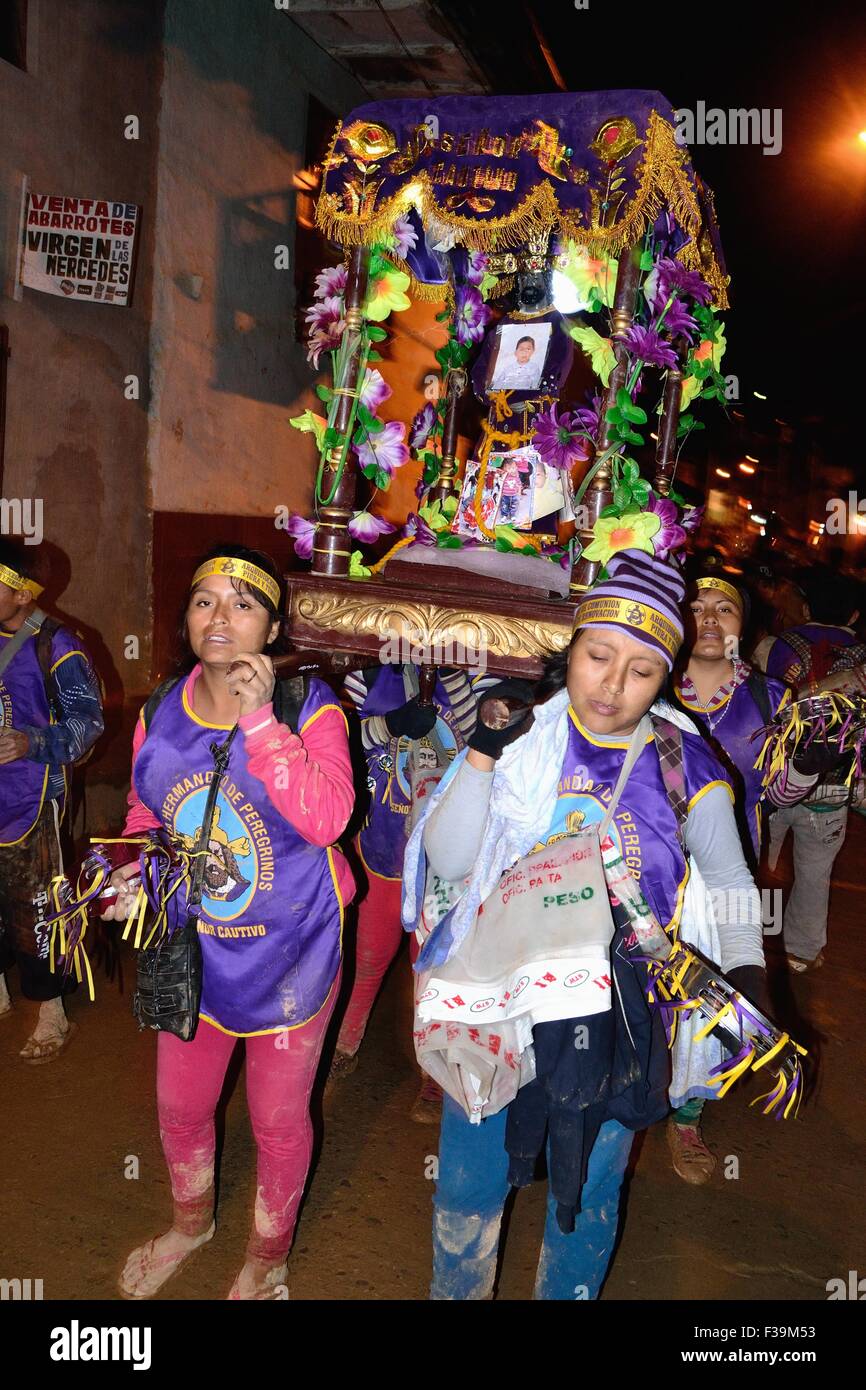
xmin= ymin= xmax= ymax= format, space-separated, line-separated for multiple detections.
xmin=570 ymin=243 xmax=642 ymax=592
xmin=312 ymin=245 xmax=369 ymax=578
xmin=427 ymin=367 xmax=468 ymax=510
xmin=652 ymin=344 xmax=685 ymax=496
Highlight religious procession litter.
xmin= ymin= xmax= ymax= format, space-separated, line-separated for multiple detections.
xmin=3 ymin=88 xmax=864 ymax=1310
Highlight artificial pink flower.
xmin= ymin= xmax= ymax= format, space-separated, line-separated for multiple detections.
xmin=314 ymin=263 xmax=347 ymax=300
xmin=391 ymin=214 xmax=418 ymax=259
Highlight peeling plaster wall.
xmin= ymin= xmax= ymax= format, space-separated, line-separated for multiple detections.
xmin=0 ymin=0 xmax=163 ymax=806
xmin=148 ymin=0 xmax=368 ymax=518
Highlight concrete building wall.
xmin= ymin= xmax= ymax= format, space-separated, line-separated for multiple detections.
xmin=147 ymin=0 xmax=368 ymax=520
xmin=0 ymin=0 xmax=164 ymax=811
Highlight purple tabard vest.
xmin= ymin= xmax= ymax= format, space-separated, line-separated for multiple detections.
xmin=0 ymin=624 xmax=77 ymax=845
xmin=358 ymin=665 xmax=465 ymax=880
xmin=133 ymin=674 xmax=344 ymax=1035
xmin=677 ymin=676 xmax=787 ymax=857
xmin=536 ymin=710 xmax=732 ymax=931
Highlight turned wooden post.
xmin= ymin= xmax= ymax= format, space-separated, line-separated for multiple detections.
xmin=570 ymin=243 xmax=642 ymax=592
xmin=312 ymin=245 xmax=369 ymax=577
xmin=652 ymin=343 xmax=685 ymax=497
xmin=427 ymin=367 xmax=468 ymax=509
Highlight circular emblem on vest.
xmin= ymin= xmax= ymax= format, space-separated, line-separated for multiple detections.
xmin=626 ymin=602 xmax=646 ymax=625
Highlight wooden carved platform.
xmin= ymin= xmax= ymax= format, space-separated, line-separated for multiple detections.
xmin=284 ymin=560 xmax=578 ymax=679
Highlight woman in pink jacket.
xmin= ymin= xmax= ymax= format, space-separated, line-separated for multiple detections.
xmin=103 ymin=546 xmax=355 ymax=1300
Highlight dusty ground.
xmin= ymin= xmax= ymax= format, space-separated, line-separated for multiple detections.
xmin=2 ymin=814 xmax=865 ymax=1303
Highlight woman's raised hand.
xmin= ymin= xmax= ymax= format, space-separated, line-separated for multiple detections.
xmin=225 ymin=652 xmax=276 ymax=717
xmin=99 ymin=864 xmax=142 ymax=921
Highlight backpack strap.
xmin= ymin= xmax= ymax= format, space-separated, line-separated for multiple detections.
xmin=35 ymin=614 xmax=62 ymax=713
xmin=142 ymin=676 xmax=182 ymax=732
xmin=649 ymin=714 xmax=688 ymax=848
xmin=270 ymin=674 xmax=309 ymax=733
xmin=745 ymin=669 xmax=772 ymax=728
xmin=142 ymin=673 xmax=310 ymax=735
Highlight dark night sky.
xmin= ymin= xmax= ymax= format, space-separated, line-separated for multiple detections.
xmin=440 ymin=0 xmax=866 ymax=429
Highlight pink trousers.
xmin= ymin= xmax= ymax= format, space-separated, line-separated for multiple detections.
xmin=336 ymin=871 xmax=417 ymax=1056
xmin=156 ymin=973 xmax=339 ymax=1265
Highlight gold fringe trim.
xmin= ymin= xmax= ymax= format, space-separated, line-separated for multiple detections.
xmin=317 ymin=111 xmax=730 ymax=311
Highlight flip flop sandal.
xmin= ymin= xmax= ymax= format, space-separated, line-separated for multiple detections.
xmin=226 ymin=1263 xmax=288 ymax=1300
xmin=20 ymin=1020 xmax=78 ymax=1065
xmin=119 ymin=1228 xmax=214 ymax=1300
xmin=787 ymin=952 xmax=825 ymax=974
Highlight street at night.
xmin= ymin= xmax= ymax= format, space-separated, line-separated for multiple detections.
xmin=2 ymin=0 xmax=866 ymax=1365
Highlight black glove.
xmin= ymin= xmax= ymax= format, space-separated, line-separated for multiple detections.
xmin=385 ymin=698 xmax=437 ymax=740
xmin=727 ymin=964 xmax=772 ymax=1018
xmin=792 ymin=736 xmax=847 ymax=778
xmin=468 ymin=680 xmax=535 ymax=761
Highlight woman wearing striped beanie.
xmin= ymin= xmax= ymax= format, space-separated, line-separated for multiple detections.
xmin=404 ymin=548 xmax=768 ymax=1300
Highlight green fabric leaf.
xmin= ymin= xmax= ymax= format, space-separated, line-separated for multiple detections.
xmin=639 ymin=249 xmax=655 ymax=271
xmin=622 ymin=401 xmax=648 ymax=424
xmin=366 ymin=325 xmax=388 ymax=341
xmin=437 ymin=533 xmax=462 ymax=548
xmin=599 ymin=504 xmax=619 ymax=518
xmin=315 ymin=384 xmax=333 ymax=403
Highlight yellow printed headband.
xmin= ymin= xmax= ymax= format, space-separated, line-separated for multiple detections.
xmin=0 ymin=562 xmax=43 ymax=599
xmin=190 ymin=557 xmax=280 ymax=610
xmin=694 ymin=576 xmax=743 ymax=610
xmin=573 ymin=594 xmax=682 ymax=662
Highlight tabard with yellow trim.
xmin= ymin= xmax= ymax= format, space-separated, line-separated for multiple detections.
xmin=535 ymin=710 xmax=733 ymax=935
xmin=133 ymin=673 xmax=345 ymax=1035
xmin=0 ymin=623 xmax=81 ymax=845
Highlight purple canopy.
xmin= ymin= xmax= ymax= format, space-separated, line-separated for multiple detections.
xmin=316 ymin=90 xmax=728 ymax=308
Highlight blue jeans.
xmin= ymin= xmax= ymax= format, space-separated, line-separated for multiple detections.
xmin=431 ymin=1096 xmax=634 ymax=1300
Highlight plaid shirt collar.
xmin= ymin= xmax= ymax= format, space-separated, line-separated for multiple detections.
xmin=678 ymin=657 xmax=751 ymax=713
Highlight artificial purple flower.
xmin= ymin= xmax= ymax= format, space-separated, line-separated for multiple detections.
xmin=572 ymin=395 xmax=602 ymax=460
xmin=286 ymin=514 xmax=315 ymax=561
xmin=359 ymin=367 xmax=392 ymax=413
xmin=454 ymin=284 xmax=491 ymax=345
xmin=646 ymin=493 xmax=686 ymax=560
xmin=624 ymin=325 xmax=679 ymax=370
xmin=681 ymin=503 xmax=705 ymax=535
xmin=305 ymin=293 xmax=346 ymax=366
xmin=662 ymin=298 xmax=698 ymax=343
xmin=347 ymin=510 xmax=397 ymax=543
xmin=409 ymin=401 xmax=436 ymax=450
xmin=353 ymin=419 xmax=409 ymax=478
xmin=391 ymin=214 xmax=418 ymax=259
xmin=541 ymin=541 xmax=572 ymax=571
xmin=645 ymin=257 xmax=712 ymax=312
xmin=465 ymin=250 xmax=489 ymax=286
xmin=403 ymin=511 xmax=437 ymax=546
xmin=532 ymin=402 xmax=584 ymax=471
xmin=314 ymin=263 xmax=348 ymax=301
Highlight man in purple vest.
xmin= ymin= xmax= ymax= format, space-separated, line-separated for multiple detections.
xmin=0 ymin=540 xmax=104 ymax=1059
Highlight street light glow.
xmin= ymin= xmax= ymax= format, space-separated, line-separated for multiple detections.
xmin=715 ymin=468 xmax=731 ymax=478
xmin=739 ymin=462 xmax=756 ymax=474
xmin=753 ymin=391 xmax=767 ymax=400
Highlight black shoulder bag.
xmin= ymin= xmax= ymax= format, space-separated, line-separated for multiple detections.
xmin=133 ymin=724 xmax=238 ymax=1041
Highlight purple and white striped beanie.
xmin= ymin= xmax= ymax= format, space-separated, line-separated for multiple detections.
xmin=574 ymin=548 xmax=685 ymax=669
